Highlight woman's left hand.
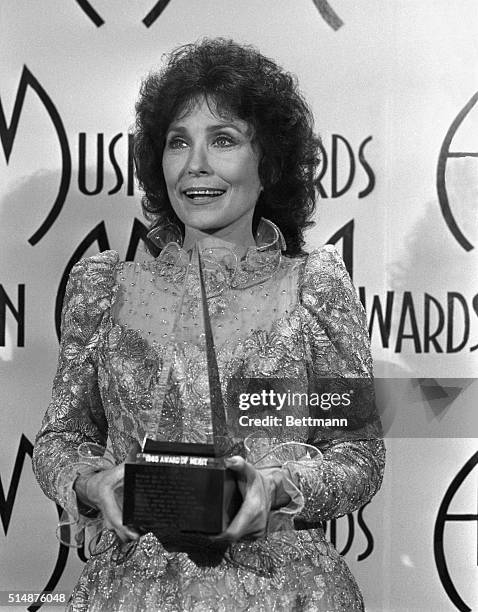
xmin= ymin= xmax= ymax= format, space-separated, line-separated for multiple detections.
xmin=211 ymin=456 xmax=289 ymax=543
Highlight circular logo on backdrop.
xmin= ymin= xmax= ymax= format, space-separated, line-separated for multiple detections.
xmin=436 ymin=92 xmax=478 ymax=251
xmin=434 ymin=452 xmax=478 ymax=611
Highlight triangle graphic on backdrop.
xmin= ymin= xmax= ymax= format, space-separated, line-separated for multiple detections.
xmin=415 ymin=378 xmax=474 ymax=419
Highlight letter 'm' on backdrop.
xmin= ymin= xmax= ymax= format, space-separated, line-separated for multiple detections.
xmin=1 ymin=2 xmax=477 ymax=610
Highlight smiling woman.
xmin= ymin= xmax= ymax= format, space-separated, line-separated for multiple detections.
xmin=134 ymin=38 xmax=320 ymax=256
xmin=162 ymin=97 xmax=262 ymax=252
xmin=32 ymin=38 xmax=385 ymax=611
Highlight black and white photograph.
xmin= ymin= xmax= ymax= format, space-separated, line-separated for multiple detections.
xmin=1 ymin=2 xmax=477 ymax=610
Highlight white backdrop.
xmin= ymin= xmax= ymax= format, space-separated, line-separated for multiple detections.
xmin=1 ymin=2 xmax=477 ymax=610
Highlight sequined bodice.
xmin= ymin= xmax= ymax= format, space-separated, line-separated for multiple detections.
xmin=102 ymin=252 xmax=305 ymax=455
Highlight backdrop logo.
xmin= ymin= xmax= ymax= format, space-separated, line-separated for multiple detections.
xmin=437 ymin=91 xmax=478 ymax=251
xmin=76 ymin=0 xmax=172 ymax=27
xmin=434 ymin=452 xmax=478 ymax=611
xmin=0 ymin=66 xmax=71 ymax=245
xmin=76 ymin=0 xmax=344 ymax=31
xmin=0 ymin=68 xmax=139 ymax=248
xmin=312 ymin=0 xmax=344 ymax=30
xmin=0 ymin=435 xmax=69 ymax=611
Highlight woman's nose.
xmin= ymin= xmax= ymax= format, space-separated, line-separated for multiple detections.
xmin=185 ymin=143 xmax=212 ymax=176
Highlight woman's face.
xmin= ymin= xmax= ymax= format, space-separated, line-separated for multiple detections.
xmin=162 ymin=97 xmax=262 ymax=239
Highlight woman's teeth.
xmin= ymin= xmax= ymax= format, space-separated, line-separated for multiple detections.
xmin=183 ymin=189 xmax=226 ymax=199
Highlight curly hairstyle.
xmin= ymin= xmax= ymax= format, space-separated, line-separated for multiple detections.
xmin=134 ymin=38 xmax=321 ymax=256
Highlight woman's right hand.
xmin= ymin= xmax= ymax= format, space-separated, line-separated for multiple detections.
xmin=75 ymin=464 xmax=140 ymax=543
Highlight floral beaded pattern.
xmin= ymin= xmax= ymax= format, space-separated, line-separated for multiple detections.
xmin=33 ymin=234 xmax=385 ymax=611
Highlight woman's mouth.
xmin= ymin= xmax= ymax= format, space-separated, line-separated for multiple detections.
xmin=182 ymin=188 xmax=226 ymax=203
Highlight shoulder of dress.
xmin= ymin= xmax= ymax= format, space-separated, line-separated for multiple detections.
xmin=60 ymin=252 xmax=120 ymax=343
xmin=304 ymin=244 xmax=341 ymax=268
xmin=66 ymin=250 xmax=120 ymax=300
xmin=69 ymin=250 xmax=119 ymax=277
xmin=300 ymin=245 xmax=347 ymax=288
xmin=299 ymin=245 xmax=362 ymax=313
xmin=71 ymin=249 xmax=119 ymax=268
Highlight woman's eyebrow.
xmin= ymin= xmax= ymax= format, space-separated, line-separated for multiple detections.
xmin=206 ymin=122 xmax=246 ymax=133
xmin=166 ymin=124 xmax=187 ymax=134
xmin=166 ymin=122 xmax=248 ymax=134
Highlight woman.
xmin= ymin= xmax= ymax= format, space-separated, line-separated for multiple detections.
xmin=33 ymin=38 xmax=385 ymax=611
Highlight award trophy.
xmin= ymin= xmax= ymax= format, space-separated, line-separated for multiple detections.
xmin=123 ymin=248 xmax=242 ymax=540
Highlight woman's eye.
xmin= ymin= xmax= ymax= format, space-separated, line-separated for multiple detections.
xmin=213 ymin=135 xmax=235 ymax=147
xmin=166 ymin=137 xmax=188 ymax=149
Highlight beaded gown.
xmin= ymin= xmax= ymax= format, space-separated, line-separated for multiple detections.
xmin=33 ymin=220 xmax=385 ymax=611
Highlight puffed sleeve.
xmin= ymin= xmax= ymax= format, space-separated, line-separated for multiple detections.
xmin=287 ymin=245 xmax=385 ymax=523
xmin=32 ymin=251 xmax=119 ymax=523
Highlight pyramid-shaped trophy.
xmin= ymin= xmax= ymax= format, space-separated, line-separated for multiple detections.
xmin=123 ymin=246 xmax=242 ymax=539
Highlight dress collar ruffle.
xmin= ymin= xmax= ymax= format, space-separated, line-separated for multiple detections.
xmin=150 ymin=218 xmax=286 ymax=293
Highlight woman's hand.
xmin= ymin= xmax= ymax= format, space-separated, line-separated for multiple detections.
xmin=75 ymin=466 xmax=139 ymax=543
xmin=212 ymin=456 xmax=291 ymax=543
xmin=74 ymin=442 xmax=141 ymax=543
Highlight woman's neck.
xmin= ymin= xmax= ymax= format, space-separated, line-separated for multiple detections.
xmin=182 ymin=218 xmax=256 ymax=259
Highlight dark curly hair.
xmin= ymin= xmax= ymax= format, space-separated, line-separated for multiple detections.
xmin=134 ymin=38 xmax=321 ymax=256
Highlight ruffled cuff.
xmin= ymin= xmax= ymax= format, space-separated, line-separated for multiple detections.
xmin=244 ymin=437 xmax=322 ymax=533
xmin=266 ymin=469 xmax=304 ymax=533
xmin=55 ymin=442 xmax=116 ymax=548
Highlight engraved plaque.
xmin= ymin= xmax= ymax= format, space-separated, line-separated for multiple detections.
xmin=123 ymin=441 xmax=242 ymax=536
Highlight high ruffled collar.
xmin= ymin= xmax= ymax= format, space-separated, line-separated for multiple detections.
xmin=150 ymin=218 xmax=286 ymax=294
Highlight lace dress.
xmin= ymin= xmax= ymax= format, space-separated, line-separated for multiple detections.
xmin=33 ymin=222 xmax=385 ymax=611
